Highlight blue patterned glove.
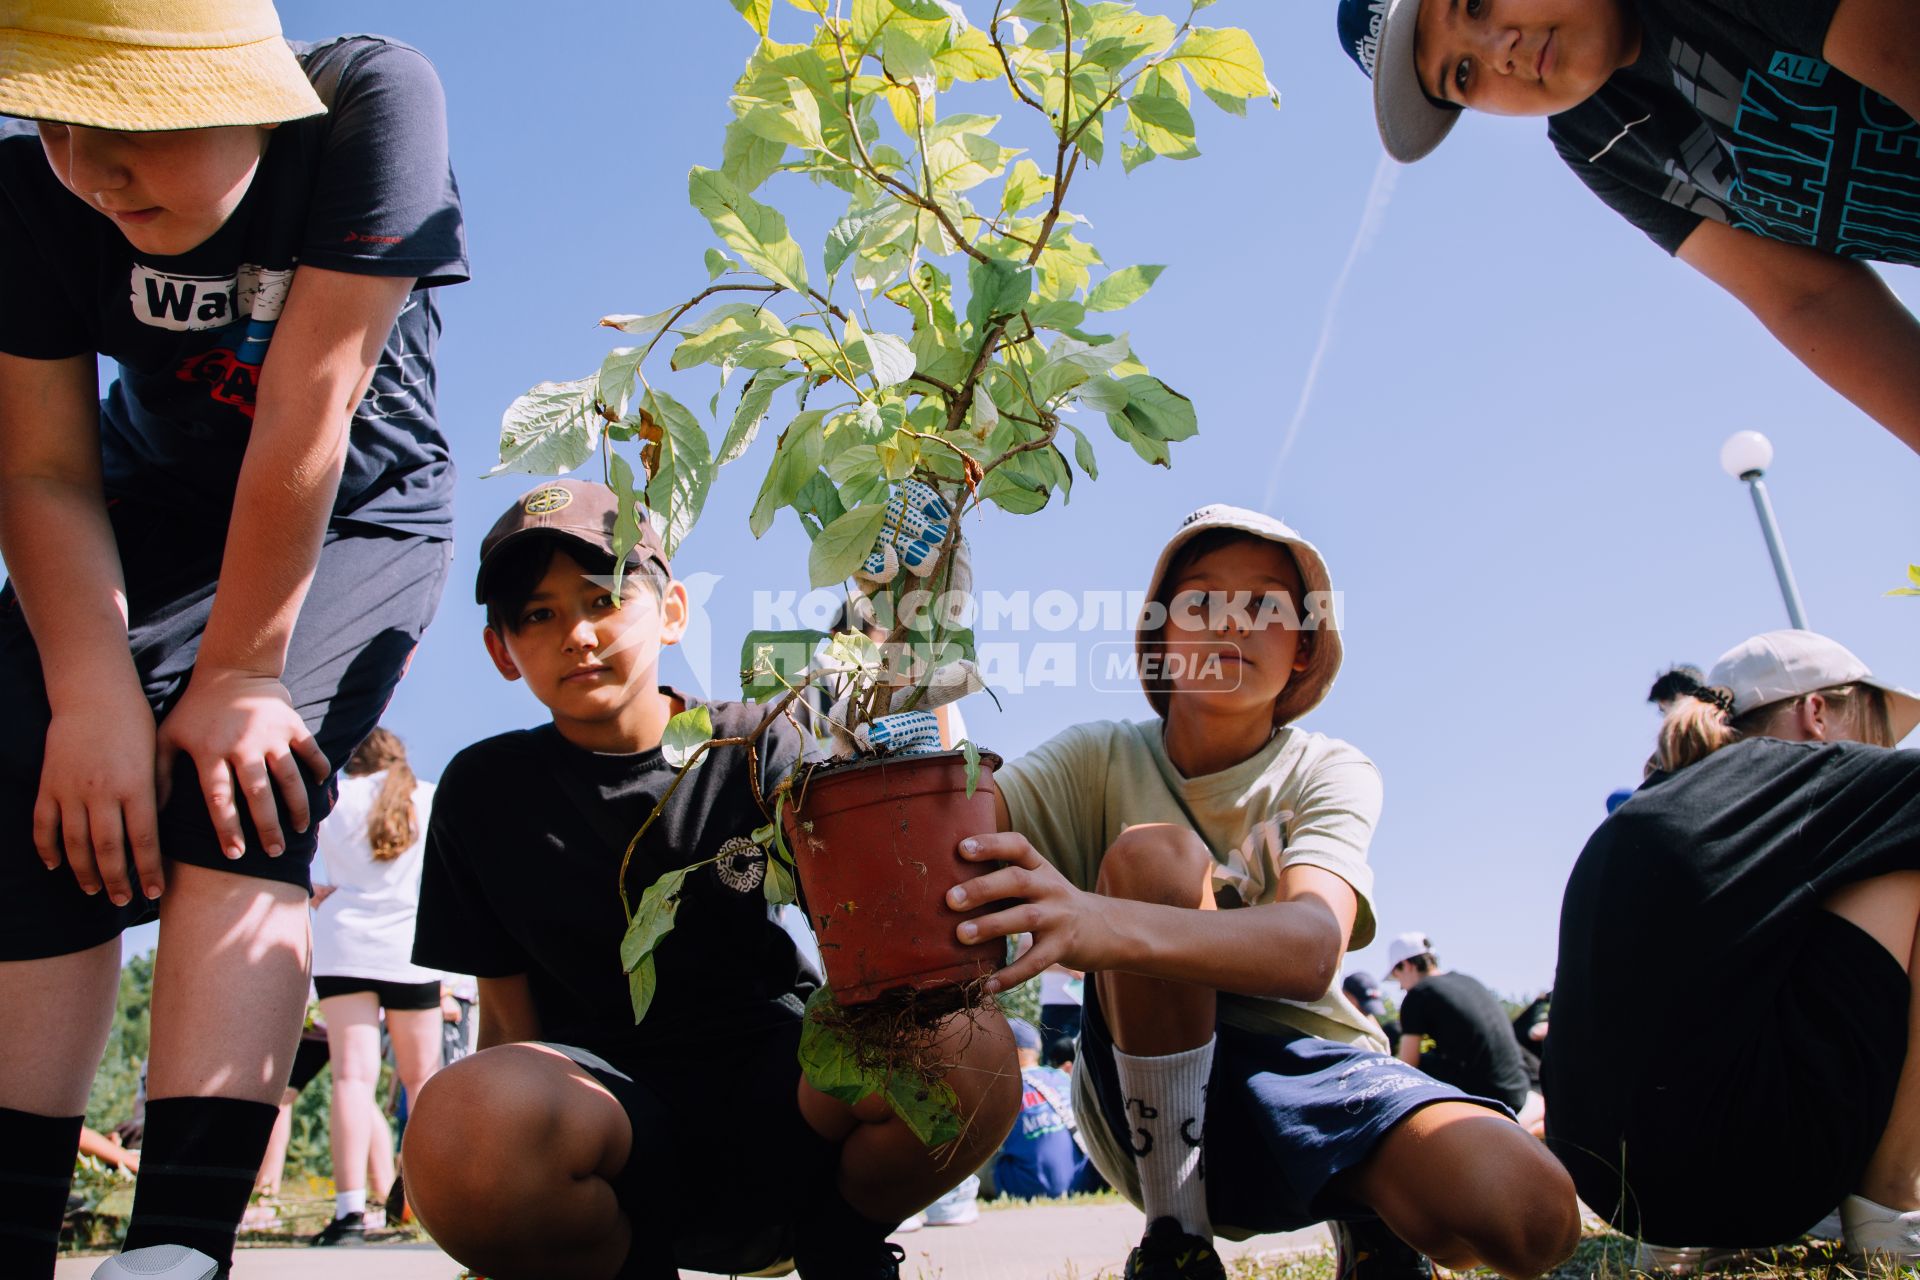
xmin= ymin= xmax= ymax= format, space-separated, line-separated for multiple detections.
xmin=857 ymin=710 xmax=945 ymax=756
xmin=858 ymin=480 xmax=952 ymax=583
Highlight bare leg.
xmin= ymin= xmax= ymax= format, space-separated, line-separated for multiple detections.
xmin=1332 ymin=1101 xmax=1580 ymax=1279
xmin=367 ymin=1101 xmax=396 ymax=1203
xmin=1092 ymin=824 xmax=1217 ymax=1054
xmin=797 ymin=1006 xmax=1020 ymax=1223
xmin=146 ymin=862 xmax=308 ymax=1102
xmin=319 ymin=992 xmax=381 ymax=1198
xmin=403 ymin=1044 xmax=635 ymax=1280
xmin=0 ymin=937 xmax=121 ymax=1115
xmin=254 ymin=1091 xmax=297 ymax=1197
xmin=1824 ymin=871 xmax=1920 ymax=1209
xmin=386 ymin=1005 xmax=444 ymax=1111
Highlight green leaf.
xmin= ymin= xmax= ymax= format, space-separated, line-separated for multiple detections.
xmin=1047 ymin=333 xmax=1132 ymax=375
xmin=720 ymin=369 xmax=800 ymax=465
xmin=722 ymin=117 xmax=787 ymax=194
xmin=639 ymin=389 xmax=715 ymax=556
xmin=882 ymin=26 xmax=938 ymax=102
xmin=741 ymin=629 xmax=828 ymax=702
xmin=961 ymin=739 xmax=981 ymax=798
xmin=970 ymin=382 xmax=999 ymax=437
xmin=966 ymin=257 xmax=1034 ymax=332
xmin=826 ymin=204 xmax=899 ymax=278
xmin=999 ymin=158 xmax=1052 ymax=214
xmin=661 ymin=705 xmax=714 ymax=770
xmin=764 ymin=856 xmax=797 ymax=906
xmin=492 ymin=377 xmax=599 ymax=477
xmin=606 ymin=452 xmax=646 ymax=605
xmin=861 ymin=331 xmax=918 ymax=390
xmin=1127 ymin=94 xmax=1199 ymax=160
xmin=1115 ymin=374 xmax=1198 ymax=442
xmin=809 ymin=503 xmax=891 ymax=588
xmin=793 ymin=471 xmax=847 ymax=537
xmin=727 ymin=0 xmax=772 ymax=33
xmin=596 ymin=346 xmax=648 ymax=418
xmin=620 ymin=866 xmax=692 ymax=971
xmin=1203 ymin=87 xmax=1249 ymax=115
xmin=628 ymin=955 xmax=658 ymax=1023
xmin=689 ymin=166 xmax=809 ymax=295
xmin=798 ymin=987 xmax=963 ymax=1148
xmin=1086 ymin=264 xmax=1167 ymax=313
xmin=705 ymin=248 xmax=734 ymax=281
xmin=751 ymin=413 xmax=827 ymax=537
xmin=1063 ymin=422 xmax=1099 ymax=478
xmin=1910 ymin=563 xmax=1920 ymax=587
xmin=1170 ymin=27 xmax=1272 ymax=99
xmin=1075 ymin=373 xmax=1130 ymax=413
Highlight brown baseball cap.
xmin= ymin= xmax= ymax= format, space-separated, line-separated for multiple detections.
xmin=475 ymin=478 xmax=671 ymax=604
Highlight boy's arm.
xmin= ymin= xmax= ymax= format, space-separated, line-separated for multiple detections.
xmin=952 ymin=832 xmax=1355 ymax=1002
xmin=1824 ymin=0 xmax=1920 ymax=123
xmin=475 ymin=974 xmax=542 ymax=1050
xmin=1396 ymin=1035 xmax=1422 ymax=1066
xmin=0 ymin=351 xmax=167 ymax=905
xmin=1676 ymin=219 xmax=1920 ymax=455
xmin=154 ymin=266 xmax=414 ymax=858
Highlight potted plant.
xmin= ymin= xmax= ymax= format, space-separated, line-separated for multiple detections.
xmin=495 ymin=0 xmax=1276 ymax=1143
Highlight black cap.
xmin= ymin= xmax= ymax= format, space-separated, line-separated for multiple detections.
xmin=475 ymin=478 xmax=671 ymax=604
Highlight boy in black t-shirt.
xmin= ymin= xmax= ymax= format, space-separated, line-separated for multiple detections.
xmin=1385 ymin=934 xmax=1541 ymax=1133
xmin=1335 ymin=0 xmax=1920 ymax=457
xmin=0 ymin=5 xmax=464 ymax=1278
xmin=402 ymin=480 xmax=1019 ymax=1280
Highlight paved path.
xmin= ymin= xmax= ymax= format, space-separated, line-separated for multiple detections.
xmin=58 ymin=1205 xmax=1331 ymax=1279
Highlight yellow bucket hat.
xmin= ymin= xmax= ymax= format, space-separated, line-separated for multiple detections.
xmin=0 ymin=0 xmax=324 ymax=131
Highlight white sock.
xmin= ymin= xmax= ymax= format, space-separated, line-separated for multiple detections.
xmin=1113 ymin=1037 xmax=1215 ymax=1239
xmin=335 ymin=1188 xmax=366 ymax=1219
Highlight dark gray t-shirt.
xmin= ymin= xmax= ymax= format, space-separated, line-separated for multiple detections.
xmin=1548 ymin=0 xmax=1920 ymax=263
xmin=0 ymin=35 xmax=468 ymax=535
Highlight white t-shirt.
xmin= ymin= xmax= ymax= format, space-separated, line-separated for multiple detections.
xmin=311 ymin=770 xmax=441 ymax=984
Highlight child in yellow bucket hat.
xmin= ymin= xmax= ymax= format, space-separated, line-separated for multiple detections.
xmin=0 ymin=3 xmax=467 ymax=1278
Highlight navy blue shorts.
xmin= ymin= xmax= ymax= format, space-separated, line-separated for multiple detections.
xmin=0 ymin=498 xmax=449 ymax=960
xmin=1080 ymin=979 xmax=1510 ymax=1233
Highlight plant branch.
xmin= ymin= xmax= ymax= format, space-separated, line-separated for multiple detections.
xmin=989 ymin=2 xmax=1046 ymax=114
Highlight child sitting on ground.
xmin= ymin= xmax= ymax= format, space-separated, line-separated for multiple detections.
xmin=400 ymin=479 xmax=1019 ymax=1280
xmin=951 ymin=505 xmax=1580 ymax=1279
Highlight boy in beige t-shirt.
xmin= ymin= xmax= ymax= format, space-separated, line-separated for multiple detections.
xmin=952 ymin=506 xmax=1578 ymax=1280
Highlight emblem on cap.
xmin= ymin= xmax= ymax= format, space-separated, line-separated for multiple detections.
xmin=523 ymin=486 xmax=573 ymax=516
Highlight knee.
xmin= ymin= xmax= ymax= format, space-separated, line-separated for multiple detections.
xmin=1411 ymin=1146 xmax=1581 ymax=1278
xmin=403 ymin=1051 xmax=565 ymax=1246
xmin=1095 ymin=824 xmax=1213 ymax=906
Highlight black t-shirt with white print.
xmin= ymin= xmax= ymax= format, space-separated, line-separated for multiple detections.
xmin=0 ymin=36 xmax=468 ymax=536
xmin=1548 ymin=0 xmax=1920 ymax=263
xmin=411 ymin=695 xmax=818 ymax=1056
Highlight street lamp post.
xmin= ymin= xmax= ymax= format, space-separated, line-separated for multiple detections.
xmin=1720 ymin=430 xmax=1809 ymax=630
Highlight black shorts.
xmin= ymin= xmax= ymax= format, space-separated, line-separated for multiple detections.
xmin=548 ymin=1017 xmax=836 ymax=1274
xmin=313 ymin=975 xmax=443 ymax=1011
xmin=0 ymin=499 xmax=450 ymax=961
xmin=1566 ymin=910 xmax=1908 ymax=1245
xmin=287 ymin=1030 xmax=332 ymax=1093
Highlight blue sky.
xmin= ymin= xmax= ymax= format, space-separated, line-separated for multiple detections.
xmin=90 ymin=2 xmax=1920 ymax=991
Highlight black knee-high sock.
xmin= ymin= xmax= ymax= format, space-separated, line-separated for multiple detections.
xmin=0 ymin=1108 xmax=83 ymax=1280
xmin=121 ymin=1097 xmax=277 ymax=1274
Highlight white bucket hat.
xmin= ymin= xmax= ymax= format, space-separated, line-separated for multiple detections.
xmin=1136 ymin=504 xmax=1344 ymax=727
xmin=1708 ymin=630 xmax=1919 ymax=744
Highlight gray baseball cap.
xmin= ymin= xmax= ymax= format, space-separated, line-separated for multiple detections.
xmin=1337 ymin=0 xmax=1461 ymax=163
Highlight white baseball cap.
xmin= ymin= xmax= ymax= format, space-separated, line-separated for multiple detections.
xmin=1708 ymin=630 xmax=1920 ymax=745
xmin=1385 ymin=931 xmax=1433 ymax=971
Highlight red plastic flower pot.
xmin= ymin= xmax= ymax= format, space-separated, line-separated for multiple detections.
xmin=783 ymin=749 xmax=1005 ymax=1005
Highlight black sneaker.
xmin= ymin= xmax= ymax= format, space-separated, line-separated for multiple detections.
xmin=1331 ymin=1218 xmax=1433 ymax=1280
xmin=309 ymin=1210 xmax=369 ymax=1247
xmin=792 ymin=1237 xmax=905 ymax=1279
xmin=1125 ymin=1217 xmax=1228 ymax=1280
